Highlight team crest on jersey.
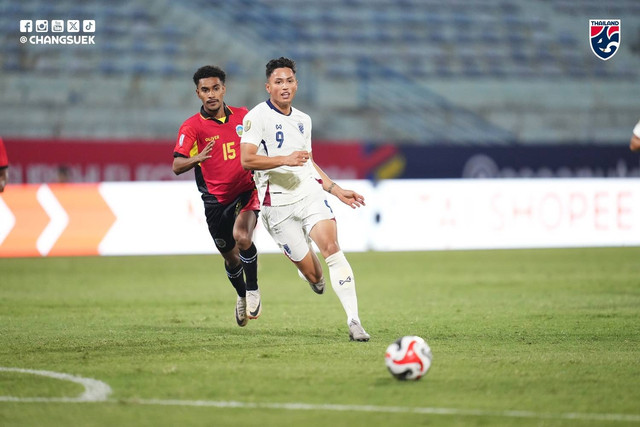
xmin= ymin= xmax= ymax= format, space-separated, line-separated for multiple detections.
xmin=589 ymin=19 xmax=620 ymax=61
xmin=297 ymin=123 xmax=304 ymax=134
xmin=236 ymin=124 xmax=243 ymax=137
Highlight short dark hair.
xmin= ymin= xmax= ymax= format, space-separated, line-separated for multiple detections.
xmin=192 ymin=65 xmax=226 ymax=86
xmin=265 ymin=57 xmax=296 ymax=79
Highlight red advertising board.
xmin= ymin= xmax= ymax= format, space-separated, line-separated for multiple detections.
xmin=3 ymin=138 xmax=401 ymax=183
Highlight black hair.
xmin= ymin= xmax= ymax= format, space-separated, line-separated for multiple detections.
xmin=265 ymin=57 xmax=296 ymax=79
xmin=192 ymin=65 xmax=226 ymax=86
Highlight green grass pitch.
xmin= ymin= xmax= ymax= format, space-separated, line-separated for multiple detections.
xmin=1 ymin=247 xmax=639 ymax=426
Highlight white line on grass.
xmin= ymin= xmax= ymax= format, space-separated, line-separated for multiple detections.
xmin=0 ymin=367 xmax=111 ymax=402
xmin=1 ymin=367 xmax=638 ymax=423
xmin=128 ymin=398 xmax=640 ymax=423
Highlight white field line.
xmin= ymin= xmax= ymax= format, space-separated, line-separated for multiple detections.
xmin=1 ymin=367 xmax=638 ymax=423
xmin=0 ymin=367 xmax=111 ymax=402
xmin=126 ymin=399 xmax=640 ymax=423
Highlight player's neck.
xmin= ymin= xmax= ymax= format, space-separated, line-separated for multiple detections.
xmin=203 ymin=105 xmax=226 ymax=119
xmin=270 ymin=98 xmax=292 ymax=115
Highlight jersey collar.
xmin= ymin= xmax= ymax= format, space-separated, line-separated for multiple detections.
xmin=200 ymin=104 xmax=232 ymax=123
xmin=266 ymin=99 xmax=292 ymax=116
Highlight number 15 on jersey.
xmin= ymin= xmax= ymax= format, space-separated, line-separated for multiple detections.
xmin=222 ymin=141 xmax=236 ymax=160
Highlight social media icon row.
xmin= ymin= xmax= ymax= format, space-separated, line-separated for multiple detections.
xmin=20 ymin=20 xmax=95 ymax=33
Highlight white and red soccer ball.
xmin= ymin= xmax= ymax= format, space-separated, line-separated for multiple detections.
xmin=385 ymin=336 xmax=432 ymax=380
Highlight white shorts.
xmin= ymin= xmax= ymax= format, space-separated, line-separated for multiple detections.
xmin=261 ymin=189 xmax=335 ymax=262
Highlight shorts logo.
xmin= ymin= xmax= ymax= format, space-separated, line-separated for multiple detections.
xmin=589 ymin=19 xmax=620 ymax=61
xmin=215 ymin=238 xmax=227 ymax=248
xmin=236 ymin=124 xmax=243 ymax=137
xmin=283 ymin=244 xmax=291 ymax=255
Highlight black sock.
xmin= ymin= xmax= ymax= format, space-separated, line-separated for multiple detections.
xmin=225 ymin=262 xmax=246 ymax=297
xmin=239 ymin=243 xmax=258 ymax=291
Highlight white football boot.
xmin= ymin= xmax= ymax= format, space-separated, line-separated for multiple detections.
xmin=235 ymin=296 xmax=248 ymax=327
xmin=246 ymin=289 xmax=262 ymax=319
xmin=348 ymin=319 xmax=370 ymax=342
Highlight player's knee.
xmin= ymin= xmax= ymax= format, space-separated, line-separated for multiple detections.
xmin=319 ymin=241 xmax=340 ymax=258
xmin=233 ymin=231 xmax=252 ymax=250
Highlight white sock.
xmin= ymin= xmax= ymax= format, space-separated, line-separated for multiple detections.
xmin=325 ymin=250 xmax=359 ymax=324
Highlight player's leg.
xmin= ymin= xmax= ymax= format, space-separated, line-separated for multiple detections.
xmin=234 ymin=209 xmax=261 ymax=320
xmin=234 ymin=192 xmax=260 ymax=293
xmin=234 ymin=210 xmax=258 ymax=290
xmin=309 ymin=218 xmax=370 ymax=342
xmin=219 ymin=245 xmax=245 ymax=295
xmin=205 ymin=200 xmax=248 ymax=326
xmin=262 ymin=204 xmax=325 ymax=293
xmin=292 ymin=244 xmax=325 ymax=294
xmin=219 ymin=246 xmax=250 ymax=326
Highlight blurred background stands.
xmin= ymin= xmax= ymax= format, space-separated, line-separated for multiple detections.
xmin=0 ymin=0 xmax=639 ymax=144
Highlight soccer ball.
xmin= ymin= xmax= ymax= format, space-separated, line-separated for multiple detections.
xmin=385 ymin=336 xmax=432 ymax=380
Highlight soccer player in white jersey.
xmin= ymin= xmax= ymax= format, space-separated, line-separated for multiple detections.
xmin=240 ymin=57 xmax=370 ymax=341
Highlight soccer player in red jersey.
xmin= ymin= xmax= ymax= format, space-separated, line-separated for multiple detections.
xmin=0 ymin=137 xmax=8 ymax=192
xmin=173 ymin=66 xmax=261 ymax=326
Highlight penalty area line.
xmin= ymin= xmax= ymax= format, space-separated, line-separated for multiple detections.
xmin=126 ymin=398 xmax=640 ymax=423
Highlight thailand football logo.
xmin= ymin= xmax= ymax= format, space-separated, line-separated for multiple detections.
xmin=589 ymin=19 xmax=620 ymax=60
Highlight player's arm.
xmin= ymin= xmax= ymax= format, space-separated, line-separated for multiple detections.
xmin=240 ymin=143 xmax=309 ymax=170
xmin=172 ymin=141 xmax=213 ymax=175
xmin=311 ymin=154 xmax=365 ymax=209
xmin=0 ymin=167 xmax=7 ymax=192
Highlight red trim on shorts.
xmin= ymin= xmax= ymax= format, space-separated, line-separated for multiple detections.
xmin=263 ymin=182 xmax=271 ymax=206
xmin=241 ymin=189 xmax=260 ymax=212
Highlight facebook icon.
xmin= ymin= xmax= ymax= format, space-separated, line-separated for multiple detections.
xmin=20 ymin=20 xmax=32 ymax=32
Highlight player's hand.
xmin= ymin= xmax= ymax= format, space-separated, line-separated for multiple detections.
xmin=335 ymin=188 xmax=365 ymax=209
xmin=195 ymin=142 xmax=214 ymax=163
xmin=284 ymin=151 xmax=310 ymax=167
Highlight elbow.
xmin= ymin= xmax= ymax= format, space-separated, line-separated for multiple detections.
xmin=172 ymin=164 xmax=184 ymax=176
xmin=241 ymin=158 xmax=252 ymax=171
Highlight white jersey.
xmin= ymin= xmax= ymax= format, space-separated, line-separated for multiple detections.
xmin=241 ymin=100 xmax=320 ymax=206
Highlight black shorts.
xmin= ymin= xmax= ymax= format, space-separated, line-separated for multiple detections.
xmin=203 ymin=190 xmax=258 ymax=253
